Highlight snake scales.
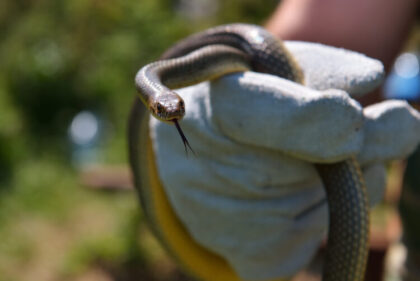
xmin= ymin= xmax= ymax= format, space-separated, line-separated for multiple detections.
xmin=130 ymin=23 xmax=370 ymax=281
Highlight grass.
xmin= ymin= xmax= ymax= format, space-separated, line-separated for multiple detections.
xmin=0 ymin=152 xmax=183 ymax=281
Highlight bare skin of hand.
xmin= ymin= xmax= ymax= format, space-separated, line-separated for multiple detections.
xmin=265 ymin=0 xmax=419 ymax=105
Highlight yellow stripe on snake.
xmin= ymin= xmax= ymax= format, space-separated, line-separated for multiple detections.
xmin=130 ymin=23 xmax=370 ymax=281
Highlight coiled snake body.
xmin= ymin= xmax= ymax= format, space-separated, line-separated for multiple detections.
xmin=131 ymin=23 xmax=369 ymax=281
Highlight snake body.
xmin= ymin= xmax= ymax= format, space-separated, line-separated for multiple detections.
xmin=132 ymin=23 xmax=369 ymax=281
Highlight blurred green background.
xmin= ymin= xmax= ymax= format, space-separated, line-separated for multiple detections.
xmin=0 ymin=0 xmax=279 ymax=280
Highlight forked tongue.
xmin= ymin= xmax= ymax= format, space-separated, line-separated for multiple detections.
xmin=173 ymin=120 xmax=195 ymax=156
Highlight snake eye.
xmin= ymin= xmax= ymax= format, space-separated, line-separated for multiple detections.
xmin=157 ymin=103 xmax=163 ymax=113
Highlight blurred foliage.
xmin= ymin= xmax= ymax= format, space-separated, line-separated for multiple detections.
xmin=0 ymin=0 xmax=278 ymax=159
xmin=1 ymin=0 xmax=188 ymax=147
xmin=0 ymin=0 xmax=279 ymax=280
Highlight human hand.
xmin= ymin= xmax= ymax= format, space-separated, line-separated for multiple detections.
xmin=146 ymin=42 xmax=420 ymax=280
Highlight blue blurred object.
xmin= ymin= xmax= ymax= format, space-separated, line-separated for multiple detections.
xmin=388 ymin=52 xmax=420 ymax=281
xmin=384 ymin=53 xmax=420 ymax=102
xmin=68 ymin=110 xmax=102 ymax=168
xmin=69 ymin=111 xmax=100 ymax=146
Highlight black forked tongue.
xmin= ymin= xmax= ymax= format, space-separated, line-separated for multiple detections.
xmin=173 ymin=120 xmax=195 ymax=156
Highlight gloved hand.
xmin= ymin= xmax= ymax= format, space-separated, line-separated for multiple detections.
xmin=148 ymin=42 xmax=420 ymax=280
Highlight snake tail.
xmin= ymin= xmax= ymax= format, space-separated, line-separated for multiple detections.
xmin=315 ymin=157 xmax=370 ymax=281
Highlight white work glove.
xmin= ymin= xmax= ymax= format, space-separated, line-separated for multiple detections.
xmin=149 ymin=42 xmax=420 ymax=280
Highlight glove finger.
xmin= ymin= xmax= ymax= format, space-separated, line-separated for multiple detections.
xmin=285 ymin=41 xmax=385 ymax=96
xmin=358 ymin=100 xmax=420 ymax=165
xmin=151 ymin=108 xmax=330 ymax=279
xmin=209 ymin=71 xmax=364 ymax=162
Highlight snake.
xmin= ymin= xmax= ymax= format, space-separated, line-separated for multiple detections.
xmin=130 ymin=23 xmax=370 ymax=281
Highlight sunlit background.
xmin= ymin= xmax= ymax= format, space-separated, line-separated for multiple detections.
xmin=0 ymin=1 xmax=419 ymax=281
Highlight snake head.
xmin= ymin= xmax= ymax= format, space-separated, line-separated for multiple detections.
xmin=152 ymin=92 xmax=185 ymax=122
